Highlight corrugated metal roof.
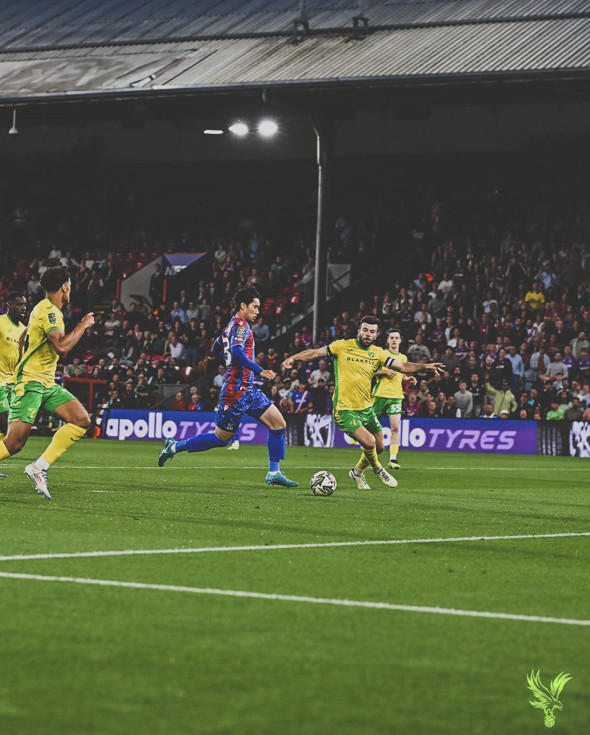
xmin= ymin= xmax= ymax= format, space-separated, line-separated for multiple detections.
xmin=0 ymin=0 xmax=589 ymax=49
xmin=0 ymin=2 xmax=588 ymax=100
xmin=0 ymin=17 xmax=588 ymax=100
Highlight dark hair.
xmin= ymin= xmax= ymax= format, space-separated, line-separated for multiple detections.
xmin=7 ymin=291 xmax=26 ymax=303
xmin=40 ymin=265 xmax=71 ymax=293
xmin=358 ymin=315 xmax=381 ymax=329
xmin=233 ymin=287 xmax=261 ymax=314
xmin=387 ymin=327 xmax=401 ymax=337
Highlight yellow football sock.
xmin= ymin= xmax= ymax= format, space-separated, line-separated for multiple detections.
xmin=0 ymin=441 xmax=10 ymax=461
xmin=355 ymin=452 xmax=370 ymax=473
xmin=0 ymin=432 xmax=5 ymax=442
xmin=357 ymin=446 xmax=380 ymax=471
xmin=390 ymin=444 xmax=399 ymax=460
xmin=41 ymin=423 xmax=87 ymax=465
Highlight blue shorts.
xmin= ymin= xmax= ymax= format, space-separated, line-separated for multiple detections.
xmin=216 ymin=388 xmax=272 ymax=433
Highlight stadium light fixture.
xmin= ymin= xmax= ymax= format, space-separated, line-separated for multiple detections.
xmin=228 ymin=121 xmax=249 ymax=137
xmin=257 ymin=119 xmax=278 ymax=137
xmin=8 ymin=109 xmax=18 ymax=135
xmin=203 ymin=129 xmax=224 ymax=135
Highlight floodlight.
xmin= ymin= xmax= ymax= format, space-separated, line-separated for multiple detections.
xmin=228 ymin=122 xmax=249 ymax=137
xmin=258 ymin=119 xmax=278 ymax=137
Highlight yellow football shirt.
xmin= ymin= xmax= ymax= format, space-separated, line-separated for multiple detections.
xmin=15 ymin=299 xmax=64 ymax=389
xmin=327 ymin=339 xmax=392 ymax=411
xmin=525 ymin=290 xmax=545 ymax=312
xmin=0 ymin=313 xmax=26 ymax=386
xmin=372 ymin=351 xmax=407 ymax=399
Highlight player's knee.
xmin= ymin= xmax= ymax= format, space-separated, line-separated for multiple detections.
xmin=74 ymin=414 xmax=91 ymax=431
xmin=363 ymin=436 xmax=376 ymax=450
xmin=5 ymin=437 xmax=24 ymax=455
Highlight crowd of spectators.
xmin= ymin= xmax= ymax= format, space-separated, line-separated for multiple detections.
xmin=274 ymin=213 xmax=590 ymax=421
xmin=0 ymin=216 xmax=363 ymax=413
xmin=1 ymin=203 xmax=590 ymax=422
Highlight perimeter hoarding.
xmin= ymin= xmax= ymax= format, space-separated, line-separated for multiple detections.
xmin=98 ymin=410 xmax=587 ymax=456
xmin=103 ymin=409 xmax=268 ymax=444
xmin=331 ymin=418 xmax=537 ymax=454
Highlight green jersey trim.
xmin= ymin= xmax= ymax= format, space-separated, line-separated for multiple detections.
xmin=15 ymin=337 xmax=48 ymax=383
xmin=332 ymin=355 xmax=340 ymax=409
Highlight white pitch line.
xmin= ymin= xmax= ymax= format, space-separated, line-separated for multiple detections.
xmin=3 ymin=465 xmax=589 ymax=471
xmin=0 ymin=571 xmax=587 ymax=627
xmin=0 ymin=531 xmax=588 ymax=562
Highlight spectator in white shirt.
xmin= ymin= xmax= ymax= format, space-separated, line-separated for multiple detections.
xmin=167 ymin=334 xmax=186 ymax=361
xmin=213 ymin=366 xmax=226 ymax=389
xmin=547 ymin=352 xmax=568 ymax=379
xmin=309 ymin=359 xmax=331 ymax=387
xmin=438 ymin=271 xmax=454 ymax=296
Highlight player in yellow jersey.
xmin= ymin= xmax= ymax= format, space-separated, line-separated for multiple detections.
xmin=283 ymin=316 xmax=444 ymax=489
xmin=0 ymin=266 xmax=95 ymax=499
xmin=0 ymin=293 xmax=28 ymax=455
xmin=372 ymin=328 xmax=416 ymax=471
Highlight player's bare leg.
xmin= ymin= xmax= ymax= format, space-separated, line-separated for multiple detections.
xmin=0 ymin=409 xmax=7 ymax=441
xmin=258 ymin=404 xmax=298 ymax=487
xmin=349 ymin=426 xmax=397 ymax=489
xmin=0 ymin=409 xmax=9 ymax=476
xmin=388 ymin=413 xmax=401 ymax=470
xmin=0 ymin=418 xmax=33 ymax=455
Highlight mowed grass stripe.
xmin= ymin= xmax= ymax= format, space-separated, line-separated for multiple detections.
xmin=1 ymin=530 xmax=588 ymax=561
xmin=1 ymin=570 xmax=589 ymax=627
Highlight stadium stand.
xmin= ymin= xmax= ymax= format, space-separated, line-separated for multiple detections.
xmin=0 ymin=0 xmax=589 ymax=422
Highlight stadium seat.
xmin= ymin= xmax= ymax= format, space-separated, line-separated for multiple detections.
xmin=180 ymin=366 xmax=196 ymax=383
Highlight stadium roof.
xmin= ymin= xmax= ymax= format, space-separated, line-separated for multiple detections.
xmin=0 ymin=0 xmax=589 ymax=102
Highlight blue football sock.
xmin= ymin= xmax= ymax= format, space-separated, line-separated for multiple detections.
xmin=268 ymin=428 xmax=286 ymax=473
xmin=177 ymin=433 xmax=230 ymax=453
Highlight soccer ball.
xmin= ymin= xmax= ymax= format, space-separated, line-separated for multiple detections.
xmin=310 ymin=470 xmax=337 ymax=496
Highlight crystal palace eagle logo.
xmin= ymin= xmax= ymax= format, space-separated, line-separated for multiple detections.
xmin=526 ymin=670 xmax=572 ymax=728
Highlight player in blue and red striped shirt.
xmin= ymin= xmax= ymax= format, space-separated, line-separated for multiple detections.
xmin=158 ymin=287 xmax=297 ymax=487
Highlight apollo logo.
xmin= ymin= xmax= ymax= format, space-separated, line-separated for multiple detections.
xmin=105 ymin=413 xmax=178 ymax=440
xmin=105 ymin=412 xmax=259 ymax=442
xmin=342 ymin=424 xmax=518 ymax=451
xmin=399 ymin=423 xmax=518 ymax=451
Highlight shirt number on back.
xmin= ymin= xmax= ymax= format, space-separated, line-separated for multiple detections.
xmin=221 ymin=333 xmax=232 ymax=367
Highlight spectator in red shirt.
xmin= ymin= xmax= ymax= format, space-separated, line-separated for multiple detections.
xmin=170 ymin=391 xmax=188 ymax=411
xmin=187 ymin=393 xmax=204 ymax=411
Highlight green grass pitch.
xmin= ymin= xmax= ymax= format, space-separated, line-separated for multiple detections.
xmin=0 ymin=437 xmax=588 ymax=735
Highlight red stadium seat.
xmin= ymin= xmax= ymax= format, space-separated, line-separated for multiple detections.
xmin=180 ymin=366 xmax=196 ymax=383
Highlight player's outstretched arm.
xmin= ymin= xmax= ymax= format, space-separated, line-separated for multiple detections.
xmin=46 ymin=313 xmax=95 ymax=356
xmin=389 ymin=358 xmax=445 ymax=375
xmin=282 ymin=346 xmax=328 ymax=370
